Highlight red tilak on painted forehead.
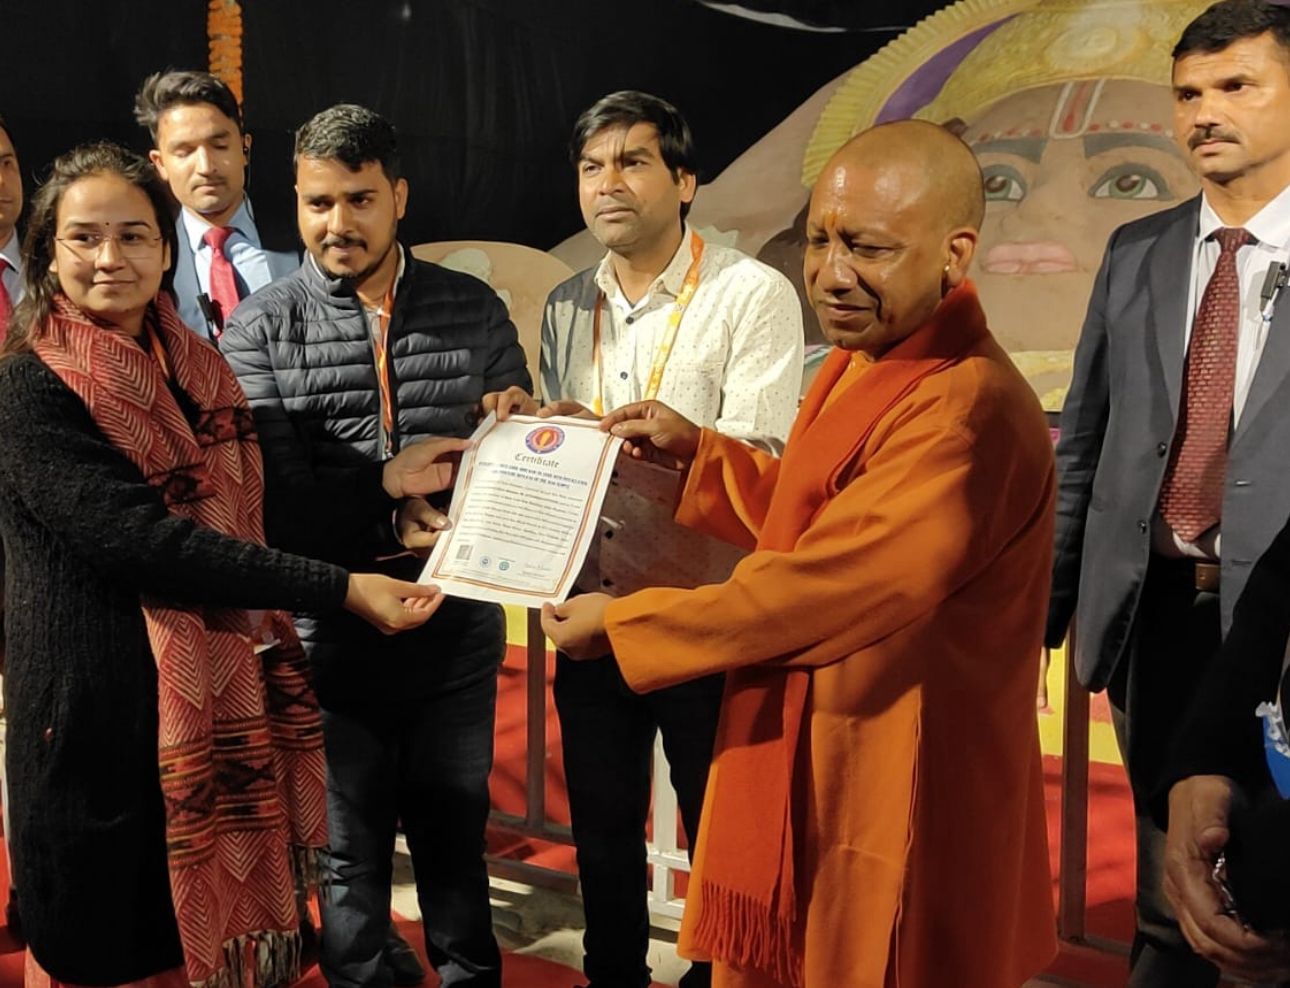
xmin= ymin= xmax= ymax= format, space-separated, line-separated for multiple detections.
xmin=968 ymin=79 xmax=1167 ymax=146
xmin=1054 ymin=80 xmax=1103 ymax=137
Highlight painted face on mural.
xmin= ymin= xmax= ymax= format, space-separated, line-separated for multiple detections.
xmin=964 ymin=79 xmax=1195 ymax=372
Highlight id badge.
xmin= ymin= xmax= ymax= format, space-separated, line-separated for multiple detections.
xmin=1256 ymin=700 xmax=1290 ymax=799
xmin=244 ymin=608 xmax=281 ymax=655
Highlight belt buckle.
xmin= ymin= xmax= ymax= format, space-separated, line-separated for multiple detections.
xmin=1194 ymin=561 xmax=1220 ymax=593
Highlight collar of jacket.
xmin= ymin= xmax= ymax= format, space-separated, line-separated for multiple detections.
xmin=303 ymin=244 xmax=411 ymax=308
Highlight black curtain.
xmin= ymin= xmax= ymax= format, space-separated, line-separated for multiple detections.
xmin=696 ymin=0 xmax=938 ymax=31
xmin=0 ymin=0 xmax=207 ymax=197
xmin=4 ymin=0 xmax=943 ymax=250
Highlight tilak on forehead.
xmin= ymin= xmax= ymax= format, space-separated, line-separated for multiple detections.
xmin=801 ymin=0 xmax=1211 ymax=186
xmin=967 ymin=79 xmax=1172 ymax=143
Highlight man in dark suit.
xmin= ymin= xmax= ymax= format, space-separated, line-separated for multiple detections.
xmin=1048 ymin=1 xmax=1290 ymax=984
xmin=134 ymin=70 xmax=297 ymax=340
xmin=1161 ymin=511 xmax=1290 ymax=984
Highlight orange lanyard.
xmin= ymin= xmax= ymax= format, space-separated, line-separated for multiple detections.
xmin=144 ymin=320 xmax=173 ymax=383
xmin=374 ymin=282 xmax=396 ymax=457
xmin=591 ymin=231 xmax=705 ymax=416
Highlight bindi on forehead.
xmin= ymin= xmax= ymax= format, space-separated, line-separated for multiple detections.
xmin=60 ymin=218 xmax=153 ymax=228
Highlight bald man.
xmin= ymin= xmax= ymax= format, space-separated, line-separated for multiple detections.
xmin=542 ymin=120 xmax=1059 ymax=988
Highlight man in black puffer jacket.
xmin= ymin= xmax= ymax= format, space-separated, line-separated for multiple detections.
xmin=221 ymin=104 xmax=529 ymax=988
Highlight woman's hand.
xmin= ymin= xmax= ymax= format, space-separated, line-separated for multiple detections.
xmin=344 ymin=573 xmax=444 ymax=634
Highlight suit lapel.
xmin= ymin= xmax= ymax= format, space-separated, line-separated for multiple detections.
xmin=174 ymin=231 xmax=200 ymax=307
xmin=1234 ymin=285 xmax=1290 ymax=447
xmin=1146 ymin=198 xmax=1200 ymax=417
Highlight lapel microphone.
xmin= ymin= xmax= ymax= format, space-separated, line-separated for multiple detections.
xmin=197 ymin=292 xmax=221 ymax=339
xmin=1259 ymin=261 xmax=1288 ymax=321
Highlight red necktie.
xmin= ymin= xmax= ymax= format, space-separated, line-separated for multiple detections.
xmin=0 ymin=257 xmax=13 ymax=342
xmin=1158 ymin=226 xmax=1252 ymax=542
xmin=202 ymin=226 xmax=241 ymax=335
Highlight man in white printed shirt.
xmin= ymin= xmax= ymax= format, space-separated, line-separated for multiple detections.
xmin=488 ymin=90 xmax=802 ymax=988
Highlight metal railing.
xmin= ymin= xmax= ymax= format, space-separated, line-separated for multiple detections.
xmin=1055 ymin=628 xmax=1131 ymax=970
xmin=484 ymin=610 xmax=693 ymax=916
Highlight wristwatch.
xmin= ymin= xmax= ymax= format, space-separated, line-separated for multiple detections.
xmin=1211 ymin=850 xmax=1245 ymax=925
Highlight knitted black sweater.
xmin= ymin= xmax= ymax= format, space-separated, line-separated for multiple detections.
xmin=0 ymin=353 xmax=347 ymax=984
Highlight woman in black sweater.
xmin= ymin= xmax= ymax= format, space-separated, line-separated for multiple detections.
xmin=0 ymin=142 xmax=453 ymax=988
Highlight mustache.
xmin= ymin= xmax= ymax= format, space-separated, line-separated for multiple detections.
xmin=815 ymin=274 xmax=883 ymax=319
xmin=1189 ymin=127 xmax=1239 ymax=149
xmin=322 ymin=235 xmax=365 ymax=250
xmin=596 ymin=196 xmax=636 ymax=213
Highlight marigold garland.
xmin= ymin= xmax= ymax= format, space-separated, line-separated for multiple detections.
xmin=207 ymin=0 xmax=243 ymax=107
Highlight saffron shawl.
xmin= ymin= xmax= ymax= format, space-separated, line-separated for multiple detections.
xmin=686 ymin=283 xmax=990 ymax=985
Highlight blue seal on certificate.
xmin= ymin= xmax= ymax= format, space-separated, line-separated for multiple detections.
xmin=525 ymin=425 xmax=566 ymax=454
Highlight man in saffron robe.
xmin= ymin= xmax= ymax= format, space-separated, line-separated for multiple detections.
xmin=541 ymin=120 xmax=1059 ymax=988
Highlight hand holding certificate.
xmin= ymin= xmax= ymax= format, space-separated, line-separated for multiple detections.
xmin=419 ymin=413 xmax=623 ymax=606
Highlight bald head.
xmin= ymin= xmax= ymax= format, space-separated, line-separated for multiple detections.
xmin=831 ymin=120 xmax=984 ymax=232
xmin=803 ymin=119 xmax=983 ymax=354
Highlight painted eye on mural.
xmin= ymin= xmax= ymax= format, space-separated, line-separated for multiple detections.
xmin=1088 ymin=164 xmax=1172 ymax=201
xmin=981 ymin=164 xmax=1027 ymax=203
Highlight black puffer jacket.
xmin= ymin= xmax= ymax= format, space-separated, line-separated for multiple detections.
xmin=221 ymin=251 xmax=531 ymax=708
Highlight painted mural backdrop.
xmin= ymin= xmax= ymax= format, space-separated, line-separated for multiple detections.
xmin=556 ymin=0 xmax=1209 ymax=409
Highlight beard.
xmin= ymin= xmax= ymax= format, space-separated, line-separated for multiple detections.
xmin=316 ymin=229 xmax=397 ymax=288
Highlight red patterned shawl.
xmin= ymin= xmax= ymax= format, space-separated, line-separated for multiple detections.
xmin=34 ymin=293 xmax=327 ymax=988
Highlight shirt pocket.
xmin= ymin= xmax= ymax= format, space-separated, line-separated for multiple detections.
xmin=660 ymin=359 xmax=725 ymax=421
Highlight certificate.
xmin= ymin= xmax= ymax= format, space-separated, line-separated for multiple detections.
xmin=419 ymin=413 xmax=623 ymax=606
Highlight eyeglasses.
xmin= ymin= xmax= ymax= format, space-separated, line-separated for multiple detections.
xmin=55 ymin=230 xmax=163 ymax=260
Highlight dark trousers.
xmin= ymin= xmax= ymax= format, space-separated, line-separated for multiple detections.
xmin=1109 ymin=555 xmax=1223 ymax=988
xmin=318 ymin=667 xmax=502 ymax=988
xmin=555 ymin=651 xmax=723 ymax=988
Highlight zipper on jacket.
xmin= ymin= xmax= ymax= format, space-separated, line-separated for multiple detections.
xmin=367 ymin=295 xmax=401 ymax=459
xmin=383 ymin=304 xmax=401 ymax=457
